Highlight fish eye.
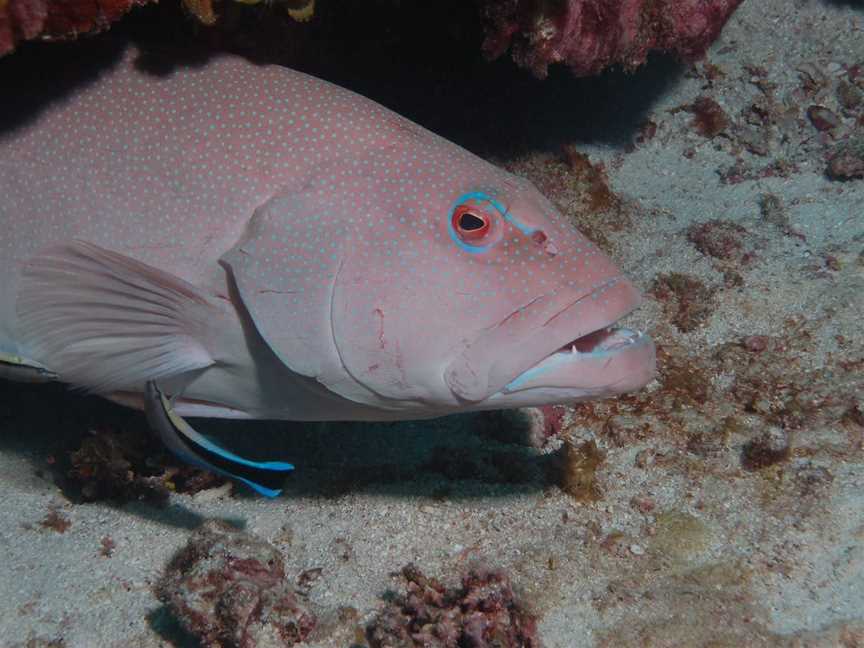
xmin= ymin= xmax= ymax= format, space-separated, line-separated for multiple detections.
xmin=447 ymin=191 xmax=507 ymax=253
xmin=452 ymin=206 xmax=491 ymax=241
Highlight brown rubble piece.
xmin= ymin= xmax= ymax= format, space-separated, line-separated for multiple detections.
xmin=827 ymin=139 xmax=864 ymax=180
xmin=550 ymin=437 xmax=605 ymax=503
xmin=682 ymin=96 xmax=730 ymax=138
xmin=650 ymin=273 xmax=717 ymax=333
xmin=686 ymin=219 xmax=748 ymax=261
xmin=741 ymin=426 xmax=791 ymax=471
xmin=38 ymin=508 xmax=71 ymax=534
xmin=807 ymin=105 xmax=841 ymax=132
xmin=65 ymin=426 xmax=224 ymax=504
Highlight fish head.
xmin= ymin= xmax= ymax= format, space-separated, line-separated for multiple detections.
xmin=224 ymin=136 xmax=654 ymax=419
xmin=325 ymin=148 xmax=655 ymax=415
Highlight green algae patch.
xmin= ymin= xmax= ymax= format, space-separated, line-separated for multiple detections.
xmin=649 ymin=511 xmax=712 ymax=565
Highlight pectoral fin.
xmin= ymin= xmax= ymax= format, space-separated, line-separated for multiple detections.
xmin=17 ymin=240 xmax=217 ymax=392
xmin=144 ymin=381 xmax=293 ymax=497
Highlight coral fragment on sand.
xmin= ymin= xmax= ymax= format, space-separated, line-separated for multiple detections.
xmin=807 ymin=105 xmax=841 ymax=132
xmin=741 ymin=426 xmax=791 ymax=471
xmin=38 ymin=508 xmax=71 ymax=534
xmin=683 ymin=97 xmax=730 ymax=138
xmin=367 ymin=564 xmax=540 ymax=648
xmin=826 ymin=139 xmax=864 ymax=180
xmin=686 ymin=219 xmax=747 ymax=261
xmin=551 ymin=437 xmax=605 ymax=502
xmin=156 ymin=520 xmax=316 ymax=648
xmin=650 ymin=273 xmax=716 ymax=333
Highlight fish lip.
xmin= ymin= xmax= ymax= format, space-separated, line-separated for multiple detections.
xmin=500 ymin=326 xmax=654 ymax=394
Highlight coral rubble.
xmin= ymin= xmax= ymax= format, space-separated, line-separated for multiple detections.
xmin=156 ymin=520 xmax=316 ymax=648
xmin=367 ymin=564 xmax=540 ymax=648
xmin=827 ymin=139 xmax=864 ymax=180
xmin=551 ymin=437 xmax=605 ymax=502
xmin=65 ymin=426 xmax=223 ymax=503
xmin=480 ymin=0 xmax=745 ymax=78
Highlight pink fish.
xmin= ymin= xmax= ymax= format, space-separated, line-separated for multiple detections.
xmin=0 ymin=48 xmax=654 ymax=494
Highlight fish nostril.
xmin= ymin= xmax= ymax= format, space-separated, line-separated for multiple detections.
xmin=532 ymin=230 xmax=557 ymax=257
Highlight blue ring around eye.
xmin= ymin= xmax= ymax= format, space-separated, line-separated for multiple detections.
xmin=448 ymin=191 xmax=537 ymax=254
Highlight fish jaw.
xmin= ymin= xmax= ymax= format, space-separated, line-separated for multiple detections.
xmin=444 ymin=275 xmax=653 ymax=405
xmin=487 ymin=328 xmax=655 ymax=406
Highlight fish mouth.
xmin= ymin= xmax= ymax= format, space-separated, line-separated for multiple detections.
xmin=499 ymin=326 xmax=655 ymax=397
xmin=445 ymin=276 xmax=655 ymax=403
xmin=498 ymin=277 xmax=656 ymax=398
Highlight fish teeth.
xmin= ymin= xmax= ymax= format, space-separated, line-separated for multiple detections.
xmin=571 ymin=344 xmax=579 ymax=354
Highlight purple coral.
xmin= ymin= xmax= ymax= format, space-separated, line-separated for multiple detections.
xmin=367 ymin=564 xmax=541 ymax=647
xmin=480 ymin=0 xmax=745 ymax=78
xmin=156 ymin=520 xmax=316 ymax=648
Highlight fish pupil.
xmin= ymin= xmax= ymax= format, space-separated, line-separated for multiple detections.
xmin=459 ymin=212 xmax=485 ymax=231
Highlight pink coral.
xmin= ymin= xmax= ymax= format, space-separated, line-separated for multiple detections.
xmin=157 ymin=520 xmax=316 ymax=648
xmin=0 ymin=0 xmax=149 ymax=57
xmin=480 ymin=0 xmax=745 ymax=78
xmin=367 ymin=564 xmax=541 ymax=648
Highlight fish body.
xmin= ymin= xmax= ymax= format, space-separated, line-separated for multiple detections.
xmin=1 ymin=48 xmax=654 ymax=426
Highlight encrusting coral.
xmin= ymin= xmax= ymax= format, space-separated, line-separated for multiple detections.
xmin=0 ymin=0 xmax=148 ymax=56
xmin=156 ymin=520 xmax=316 ymax=648
xmin=367 ymin=563 xmax=540 ymax=648
xmin=0 ymin=0 xmax=315 ymax=55
xmin=479 ymin=0 xmax=745 ymax=77
xmin=3 ymin=0 xmax=742 ymax=79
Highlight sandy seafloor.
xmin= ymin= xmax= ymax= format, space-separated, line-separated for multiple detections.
xmin=1 ymin=0 xmax=863 ymax=646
